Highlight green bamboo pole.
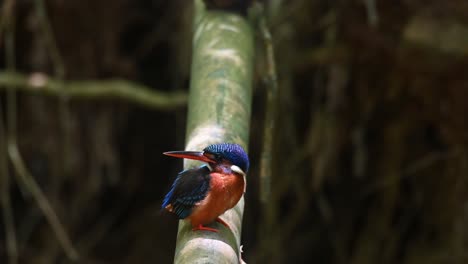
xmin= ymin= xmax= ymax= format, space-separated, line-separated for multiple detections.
xmin=173 ymin=1 xmax=254 ymax=263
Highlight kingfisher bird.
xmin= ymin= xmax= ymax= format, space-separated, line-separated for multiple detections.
xmin=162 ymin=143 xmax=249 ymax=232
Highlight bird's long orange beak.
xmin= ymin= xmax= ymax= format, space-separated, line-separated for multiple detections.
xmin=163 ymin=151 xmax=214 ymax=163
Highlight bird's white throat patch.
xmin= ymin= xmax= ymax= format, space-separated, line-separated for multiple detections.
xmin=231 ymin=165 xmax=247 ymax=193
xmin=230 ymin=165 xmax=245 ymax=176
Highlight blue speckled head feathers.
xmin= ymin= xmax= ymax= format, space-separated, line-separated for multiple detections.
xmin=203 ymin=143 xmax=249 ymax=173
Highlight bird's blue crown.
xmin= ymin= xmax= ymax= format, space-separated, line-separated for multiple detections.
xmin=204 ymin=143 xmax=250 ymax=173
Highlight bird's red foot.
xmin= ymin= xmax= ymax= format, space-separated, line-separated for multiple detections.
xmin=215 ymin=217 xmax=231 ymax=229
xmin=192 ymin=224 xmax=219 ymax=233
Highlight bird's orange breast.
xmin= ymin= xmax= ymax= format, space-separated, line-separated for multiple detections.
xmin=187 ymin=172 xmax=245 ymax=227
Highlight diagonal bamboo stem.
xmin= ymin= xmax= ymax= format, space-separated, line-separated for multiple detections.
xmin=0 ymin=72 xmax=188 ymax=110
xmin=173 ymin=0 xmax=254 ymax=263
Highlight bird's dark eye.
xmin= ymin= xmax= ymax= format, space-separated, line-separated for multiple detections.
xmin=205 ymin=153 xmax=221 ymax=162
xmin=214 ymin=154 xmax=222 ymax=161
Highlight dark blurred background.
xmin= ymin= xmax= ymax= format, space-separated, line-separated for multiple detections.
xmin=1 ymin=0 xmax=468 ymax=263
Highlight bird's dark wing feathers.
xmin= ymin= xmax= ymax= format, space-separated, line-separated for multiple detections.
xmin=162 ymin=166 xmax=211 ymax=219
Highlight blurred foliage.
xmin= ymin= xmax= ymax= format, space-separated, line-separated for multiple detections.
xmin=1 ymin=0 xmax=468 ymax=263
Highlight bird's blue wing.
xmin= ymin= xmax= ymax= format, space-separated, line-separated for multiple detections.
xmin=162 ymin=166 xmax=211 ymax=219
